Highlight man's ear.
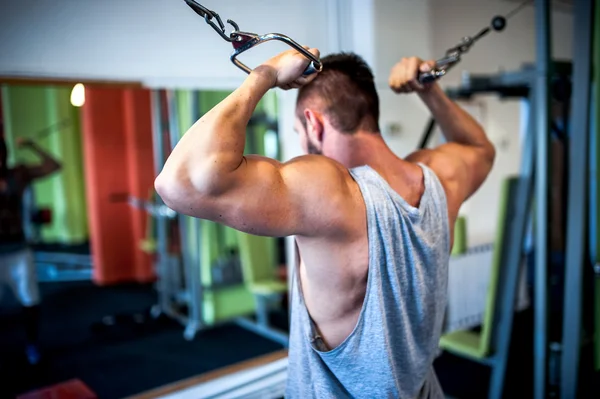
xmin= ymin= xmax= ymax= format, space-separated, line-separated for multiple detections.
xmin=303 ymin=109 xmax=324 ymax=142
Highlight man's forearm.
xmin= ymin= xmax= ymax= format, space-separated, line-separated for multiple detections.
xmin=158 ymin=67 xmax=275 ymax=194
xmin=26 ymin=143 xmax=61 ymax=170
xmin=419 ymin=84 xmax=491 ymax=149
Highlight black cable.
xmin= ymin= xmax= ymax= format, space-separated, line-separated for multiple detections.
xmin=505 ymin=0 xmax=533 ymax=20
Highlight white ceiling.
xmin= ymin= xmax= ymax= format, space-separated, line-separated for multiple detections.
xmin=502 ymin=0 xmax=573 ymax=13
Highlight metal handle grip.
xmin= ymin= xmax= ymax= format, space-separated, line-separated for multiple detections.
xmin=417 ymin=53 xmax=460 ymax=84
xmin=230 ymin=32 xmax=323 ymax=76
xmin=418 ymin=69 xmax=447 ymax=84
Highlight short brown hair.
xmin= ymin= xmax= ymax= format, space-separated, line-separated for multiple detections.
xmin=296 ymin=53 xmax=380 ymax=134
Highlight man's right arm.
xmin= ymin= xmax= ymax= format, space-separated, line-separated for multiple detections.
xmin=389 ymin=57 xmax=495 ymax=220
xmin=16 ymin=138 xmax=62 ymax=182
xmin=410 ymin=83 xmax=495 ymax=203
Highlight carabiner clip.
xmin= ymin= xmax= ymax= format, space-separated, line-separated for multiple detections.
xmin=417 ymin=53 xmax=460 ymax=84
xmin=229 ymin=32 xmax=323 ymax=76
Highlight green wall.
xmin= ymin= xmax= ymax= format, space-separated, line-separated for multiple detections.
xmin=1 ymin=85 xmax=88 ymax=243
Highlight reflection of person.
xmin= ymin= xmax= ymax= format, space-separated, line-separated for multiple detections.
xmin=156 ymin=50 xmax=495 ymax=398
xmin=0 ymin=136 xmax=61 ymax=365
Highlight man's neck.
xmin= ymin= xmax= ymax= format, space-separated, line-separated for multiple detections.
xmin=333 ymin=131 xmax=399 ymax=170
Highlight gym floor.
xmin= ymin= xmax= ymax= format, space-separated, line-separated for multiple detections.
xmin=0 ymin=281 xmax=284 ymax=399
xmin=1 ymin=281 xmax=598 ymax=399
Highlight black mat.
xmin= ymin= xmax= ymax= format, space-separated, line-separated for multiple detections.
xmin=0 ymin=281 xmax=284 ymax=399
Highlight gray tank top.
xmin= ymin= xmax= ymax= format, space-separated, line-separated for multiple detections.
xmin=286 ymin=163 xmax=450 ymax=399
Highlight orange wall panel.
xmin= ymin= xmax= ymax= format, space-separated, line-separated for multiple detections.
xmin=82 ymin=87 xmax=155 ymax=285
xmin=123 ymin=89 xmax=155 ymax=282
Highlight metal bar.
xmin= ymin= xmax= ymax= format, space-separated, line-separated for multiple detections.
xmin=33 ymin=252 xmax=93 ymax=265
xmin=445 ymin=70 xmax=535 ymax=100
xmin=230 ymin=33 xmax=322 ymax=76
xmin=36 ymin=264 xmax=93 ymax=283
xmin=166 ymin=90 xmax=203 ymax=340
xmin=561 ymin=0 xmax=594 ymax=396
xmin=418 ymin=118 xmax=436 ymax=149
xmin=255 ymin=295 xmax=269 ymax=327
xmin=534 ymin=0 xmax=551 ymax=398
xmin=151 ymin=90 xmax=170 ymax=315
xmin=592 ymin=0 xmax=600 ymax=373
xmin=489 ymin=90 xmax=536 ymax=399
xmin=188 ymin=89 xmax=204 ymax=334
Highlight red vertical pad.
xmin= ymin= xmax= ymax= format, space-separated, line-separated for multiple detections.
xmin=82 ymin=88 xmax=145 ymax=285
xmin=123 ymin=89 xmax=156 ymax=282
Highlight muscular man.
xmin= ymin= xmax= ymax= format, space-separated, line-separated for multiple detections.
xmin=155 ymin=50 xmax=495 ymax=398
xmin=0 ymin=136 xmax=61 ymax=365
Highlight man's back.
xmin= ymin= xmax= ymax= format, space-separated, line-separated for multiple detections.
xmin=154 ymin=50 xmax=495 ymax=398
xmin=287 ymin=163 xmax=450 ymax=398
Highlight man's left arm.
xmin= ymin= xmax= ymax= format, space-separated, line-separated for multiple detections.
xmin=154 ymin=48 xmax=353 ymax=238
xmin=17 ymin=139 xmax=62 ymax=181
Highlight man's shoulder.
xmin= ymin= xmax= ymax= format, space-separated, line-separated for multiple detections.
xmin=406 ymin=148 xmax=460 ymax=182
xmin=282 ymin=155 xmax=353 ymax=186
xmin=285 ymin=154 xmax=346 ymax=170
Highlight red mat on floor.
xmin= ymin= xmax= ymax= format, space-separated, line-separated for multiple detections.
xmin=17 ymin=379 xmax=97 ymax=399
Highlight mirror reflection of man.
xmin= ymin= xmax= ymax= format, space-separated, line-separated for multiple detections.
xmin=0 ymin=133 xmax=61 ymax=365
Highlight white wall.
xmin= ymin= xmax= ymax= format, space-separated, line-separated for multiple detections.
xmin=0 ymin=0 xmax=332 ymax=88
xmin=373 ymin=0 xmax=435 ymax=156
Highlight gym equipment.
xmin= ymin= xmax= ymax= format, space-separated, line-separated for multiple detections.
xmin=236 ymin=231 xmax=289 ymax=346
xmin=417 ymin=61 xmax=573 ymax=150
xmin=560 ymin=0 xmax=595 ymax=397
xmin=427 ymin=0 xmax=597 ymax=392
xmin=21 ymin=187 xmax=92 ymax=282
xmin=594 ymin=0 xmax=600 ymax=373
xmin=451 ymin=216 xmax=467 ymax=256
xmin=145 ymin=89 xmax=203 ymax=338
xmin=431 ymin=61 xmax=539 ymax=399
xmin=33 ymin=118 xmax=71 ymax=141
xmin=183 ymin=0 xmax=322 ymax=76
xmin=441 ymin=174 xmax=532 ymax=399
xmin=533 ymin=2 xmax=551 ymax=398
xmin=418 ymin=0 xmax=531 ymax=85
xmin=146 ymin=88 xmax=287 ymax=344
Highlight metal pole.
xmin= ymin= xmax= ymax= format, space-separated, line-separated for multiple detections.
xmin=534 ymin=0 xmax=551 ymax=398
xmin=189 ymin=90 xmax=204 ymax=334
xmin=489 ymin=88 xmax=537 ymax=399
xmin=151 ymin=90 xmax=170 ymax=316
xmin=418 ymin=118 xmax=437 ymax=149
xmin=165 ymin=90 xmax=202 ymax=339
xmin=592 ymin=0 xmax=600 ymax=373
xmin=561 ymin=0 xmax=594 ymax=396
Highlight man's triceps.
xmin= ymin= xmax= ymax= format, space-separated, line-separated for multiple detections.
xmin=217 ymin=155 xmax=353 ymax=238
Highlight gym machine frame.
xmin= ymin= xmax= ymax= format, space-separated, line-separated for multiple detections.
xmin=424 ymin=64 xmax=537 ymax=399
xmin=421 ymin=0 xmax=596 ymax=395
xmin=146 ymin=89 xmax=288 ymax=345
xmin=560 ymin=0 xmax=595 ymax=398
xmin=146 ymin=90 xmax=211 ymax=339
